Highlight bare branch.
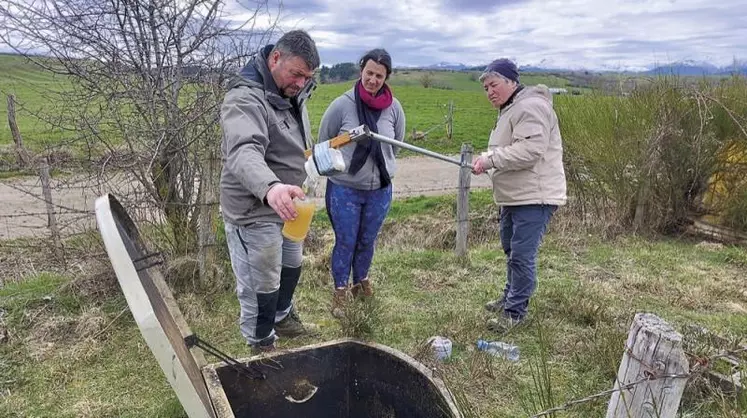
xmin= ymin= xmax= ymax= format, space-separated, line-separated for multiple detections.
xmin=0 ymin=0 xmax=278 ymax=254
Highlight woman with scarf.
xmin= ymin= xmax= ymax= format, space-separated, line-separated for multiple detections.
xmin=317 ymin=48 xmax=406 ymax=317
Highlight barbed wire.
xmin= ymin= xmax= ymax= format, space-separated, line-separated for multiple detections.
xmin=530 ymin=346 xmax=747 ymax=417
xmin=0 ymin=182 xmax=97 ymax=215
xmin=0 ymin=151 xmax=493 ymax=242
xmin=0 ymin=196 xmax=498 ymax=244
xmin=0 ymin=184 xmax=490 ymax=219
xmin=0 ymin=210 xmax=95 ymax=219
xmin=530 ymin=375 xmax=683 ymax=418
xmin=392 ymin=185 xmax=491 ymax=197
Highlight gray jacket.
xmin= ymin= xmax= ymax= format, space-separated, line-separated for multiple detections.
xmin=317 ymin=88 xmax=406 ymax=190
xmin=220 ymin=46 xmax=314 ymax=225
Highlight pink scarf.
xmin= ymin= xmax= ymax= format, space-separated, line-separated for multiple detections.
xmin=356 ymin=80 xmax=393 ymax=110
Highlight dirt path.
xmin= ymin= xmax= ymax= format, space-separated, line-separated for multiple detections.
xmin=0 ymin=156 xmax=492 ymax=240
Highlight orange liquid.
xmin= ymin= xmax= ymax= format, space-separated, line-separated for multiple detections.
xmin=282 ymin=200 xmax=316 ymax=242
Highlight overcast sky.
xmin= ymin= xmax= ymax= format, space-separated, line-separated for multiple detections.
xmin=2 ymin=0 xmax=744 ymax=71
xmin=229 ymin=0 xmax=747 ymax=71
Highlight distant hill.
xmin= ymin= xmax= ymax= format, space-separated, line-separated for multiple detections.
xmin=4 ymin=52 xmax=746 ymax=79
xmin=406 ymin=59 xmax=747 ymax=76
xmin=422 ymin=62 xmax=469 ymax=71
xmin=517 ymin=65 xmax=567 ymax=74
xmin=643 ymin=60 xmax=747 ymax=76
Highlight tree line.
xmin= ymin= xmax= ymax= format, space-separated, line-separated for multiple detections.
xmin=319 ymin=62 xmax=358 ymax=83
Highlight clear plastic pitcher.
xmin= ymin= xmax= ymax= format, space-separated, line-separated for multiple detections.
xmin=476 ymin=339 xmax=520 ymax=362
xmin=282 ymin=198 xmax=316 ymax=242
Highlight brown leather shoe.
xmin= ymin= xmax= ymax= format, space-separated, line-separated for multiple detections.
xmin=352 ymin=278 xmax=374 ymax=298
xmin=331 ymin=286 xmax=349 ymax=318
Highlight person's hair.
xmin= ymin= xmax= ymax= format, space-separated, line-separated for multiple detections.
xmin=272 ymin=30 xmax=320 ymax=70
xmin=479 ymin=71 xmax=518 ymax=87
xmin=359 ymin=48 xmax=392 ymax=79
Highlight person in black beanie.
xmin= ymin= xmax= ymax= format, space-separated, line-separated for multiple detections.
xmin=472 ymin=58 xmax=567 ymax=332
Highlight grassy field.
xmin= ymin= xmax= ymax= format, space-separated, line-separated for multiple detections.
xmin=386 ymin=69 xmax=579 ymax=92
xmin=0 ymin=54 xmax=588 ymax=160
xmin=0 ymin=54 xmax=72 ymax=153
xmin=1 ymin=190 xmax=746 ymax=417
xmin=0 ymin=54 xmax=736 ymax=161
xmin=306 ymin=81 xmax=502 ymax=154
xmin=0 ymin=55 xmax=497 ymax=158
xmin=307 ymin=69 xmax=596 ymax=155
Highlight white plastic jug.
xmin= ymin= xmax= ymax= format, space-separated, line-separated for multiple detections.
xmin=428 ymin=336 xmax=452 ymax=361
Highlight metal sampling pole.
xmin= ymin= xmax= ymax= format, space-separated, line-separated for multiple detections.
xmin=308 ymin=124 xmax=476 ymax=170
xmin=366 ymin=131 xmax=474 ymax=170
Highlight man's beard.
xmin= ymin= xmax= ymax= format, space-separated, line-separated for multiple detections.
xmin=280 ymin=85 xmax=300 ymax=98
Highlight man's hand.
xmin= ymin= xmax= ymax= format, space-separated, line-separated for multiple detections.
xmin=472 ymin=155 xmax=489 ymax=175
xmin=266 ymin=184 xmax=305 ymax=221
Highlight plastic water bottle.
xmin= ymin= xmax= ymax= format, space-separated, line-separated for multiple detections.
xmin=476 ymin=339 xmax=520 ymax=362
xmin=429 ymin=336 xmax=453 ymax=361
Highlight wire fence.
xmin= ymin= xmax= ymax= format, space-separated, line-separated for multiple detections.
xmin=530 ymin=346 xmax=747 ymax=417
xmin=0 ymin=141 xmax=497 ymax=293
xmin=1 ymin=87 xmax=490 ymax=242
xmin=0 ymin=156 xmax=493 ymax=241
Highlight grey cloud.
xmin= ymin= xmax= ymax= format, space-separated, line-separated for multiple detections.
xmin=4 ymin=0 xmax=744 ymax=70
xmin=605 ymin=39 xmax=692 ymax=54
xmin=278 ymin=0 xmax=329 ymax=14
xmin=318 ymin=48 xmax=368 ymax=65
xmin=440 ymin=0 xmax=528 ymax=13
xmin=235 ymin=0 xmax=329 ymax=14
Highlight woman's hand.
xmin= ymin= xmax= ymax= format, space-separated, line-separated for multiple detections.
xmin=472 ymin=155 xmax=488 ymax=175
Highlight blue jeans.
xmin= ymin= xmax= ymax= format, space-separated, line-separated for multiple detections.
xmin=499 ymin=204 xmax=557 ymax=320
xmin=325 ymin=181 xmax=392 ymax=288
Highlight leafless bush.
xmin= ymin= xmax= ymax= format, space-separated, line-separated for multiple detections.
xmin=0 ymin=0 xmax=279 ymax=258
xmin=558 ymin=75 xmax=747 ymax=235
xmin=420 ymin=72 xmax=435 ymax=88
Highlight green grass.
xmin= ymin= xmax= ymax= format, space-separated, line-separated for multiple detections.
xmin=388 ymin=69 xmax=578 ymax=92
xmin=2 ymin=191 xmax=746 ymax=417
xmin=307 ymin=82 xmax=500 ymax=154
xmin=1 ymin=54 xmax=740 ymax=166
xmin=0 ymin=54 xmax=73 ymax=152
xmin=0 ymin=54 xmax=588 ymax=161
xmin=308 ymin=71 xmax=593 ymax=155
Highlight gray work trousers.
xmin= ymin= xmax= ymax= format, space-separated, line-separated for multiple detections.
xmin=224 ymin=221 xmax=303 ymax=347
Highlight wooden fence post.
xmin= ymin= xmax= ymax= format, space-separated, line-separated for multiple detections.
xmin=197 ymin=147 xmax=218 ymax=284
xmin=40 ymin=158 xmax=64 ymax=262
xmin=456 ymin=143 xmax=473 ymax=258
xmin=606 ymin=313 xmax=689 ymax=418
xmin=445 ymin=100 xmax=454 ymax=140
xmin=7 ymin=94 xmax=31 ymax=167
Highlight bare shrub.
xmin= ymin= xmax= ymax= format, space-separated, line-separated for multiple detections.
xmin=0 ymin=0 xmax=278 ymax=258
xmin=558 ymin=75 xmax=747 ymax=235
xmin=419 ymin=72 xmax=435 ymax=88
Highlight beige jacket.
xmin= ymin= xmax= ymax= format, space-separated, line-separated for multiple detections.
xmin=482 ymin=85 xmax=567 ymax=207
